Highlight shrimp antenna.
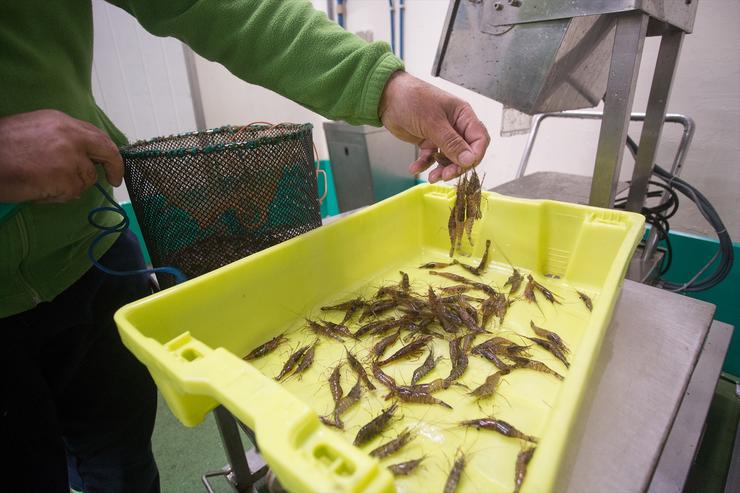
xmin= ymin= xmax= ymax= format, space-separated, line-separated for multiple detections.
xmin=488 ymin=236 xmax=515 ymax=269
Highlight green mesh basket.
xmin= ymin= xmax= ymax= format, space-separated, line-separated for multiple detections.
xmin=120 ymin=124 xmax=321 ymax=288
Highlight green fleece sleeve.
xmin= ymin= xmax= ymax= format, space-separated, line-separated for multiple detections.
xmin=106 ymin=0 xmax=404 ymax=126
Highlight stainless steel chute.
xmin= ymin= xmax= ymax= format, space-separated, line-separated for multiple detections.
xmin=433 ymin=0 xmax=698 ymax=210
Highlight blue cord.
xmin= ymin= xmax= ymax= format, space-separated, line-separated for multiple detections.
xmin=399 ymin=0 xmax=405 ymax=61
xmin=388 ymin=0 xmax=396 ymax=55
xmin=87 ymin=183 xmax=187 ymax=284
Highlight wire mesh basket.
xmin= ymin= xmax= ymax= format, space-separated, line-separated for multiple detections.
xmin=120 ymin=124 xmax=322 ymax=288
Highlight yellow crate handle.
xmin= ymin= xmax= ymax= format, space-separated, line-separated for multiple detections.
xmin=143 ymin=332 xmax=395 ymax=493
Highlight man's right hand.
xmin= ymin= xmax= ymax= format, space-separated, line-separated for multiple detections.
xmin=0 ymin=109 xmax=123 ymax=203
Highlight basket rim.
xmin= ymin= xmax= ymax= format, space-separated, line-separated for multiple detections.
xmin=119 ymin=123 xmax=313 ymax=159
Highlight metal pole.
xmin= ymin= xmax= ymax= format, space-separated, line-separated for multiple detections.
xmin=625 ymin=28 xmax=685 ymax=212
xmin=589 ymin=11 xmax=648 ymax=208
xmin=213 ymin=406 xmax=253 ymax=492
xmin=182 ymin=46 xmax=207 ymax=131
xmin=515 ymin=113 xmax=546 ymax=179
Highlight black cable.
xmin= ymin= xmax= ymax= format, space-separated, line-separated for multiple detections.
xmin=625 ymin=135 xmax=733 ymax=292
xmin=615 ymin=179 xmax=677 ymax=277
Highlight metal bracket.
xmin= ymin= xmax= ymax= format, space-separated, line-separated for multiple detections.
xmin=202 ymin=406 xmax=268 ymax=493
xmin=517 ymin=112 xmax=694 ymax=181
xmin=482 ymin=0 xmax=698 ymax=33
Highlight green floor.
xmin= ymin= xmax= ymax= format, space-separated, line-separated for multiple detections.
xmin=684 ymin=375 xmax=740 ymax=492
xmin=152 ymin=396 xmax=243 ymax=493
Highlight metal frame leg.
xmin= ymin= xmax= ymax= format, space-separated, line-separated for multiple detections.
xmin=625 ymin=28 xmax=685 ymax=212
xmin=202 ymin=406 xmax=267 ymax=493
xmin=589 ymin=11 xmax=648 ymax=208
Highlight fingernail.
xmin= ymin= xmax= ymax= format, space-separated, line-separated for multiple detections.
xmin=459 ymin=151 xmax=475 ymax=167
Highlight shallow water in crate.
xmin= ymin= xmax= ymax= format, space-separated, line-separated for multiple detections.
xmin=244 ymin=248 xmax=595 ymax=493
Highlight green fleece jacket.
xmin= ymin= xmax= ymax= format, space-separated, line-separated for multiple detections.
xmin=0 ymin=0 xmax=403 ymax=317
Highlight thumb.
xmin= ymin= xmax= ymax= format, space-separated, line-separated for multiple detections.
xmin=430 ymin=121 xmax=476 ymax=168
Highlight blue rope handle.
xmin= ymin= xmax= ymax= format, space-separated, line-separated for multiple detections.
xmin=87 ymin=183 xmax=187 ymax=284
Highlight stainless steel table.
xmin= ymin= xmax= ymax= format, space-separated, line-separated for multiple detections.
xmin=557 ymin=280 xmax=732 ymax=492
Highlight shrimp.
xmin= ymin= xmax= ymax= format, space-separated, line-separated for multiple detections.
xmin=346 ymin=349 xmax=376 ymax=390
xmin=523 ymin=277 xmax=537 ymax=304
xmin=476 ymin=239 xmax=491 ymax=274
xmin=455 ymin=239 xmax=491 ymax=276
xmin=430 ymin=271 xmax=497 ymax=296
xmin=461 ymin=333 xmax=476 ymax=353
xmin=481 ymin=292 xmax=512 ymax=327
xmin=369 ymin=428 xmax=414 ymax=458
xmin=465 ymin=170 xmax=481 ymax=245
xmin=505 ymin=269 xmax=523 ymax=295
xmin=455 ymin=260 xmax=481 ymax=277
xmin=243 ymin=333 xmax=286 ymax=360
xmin=472 ymin=346 xmax=512 ymax=371
xmin=514 ymin=446 xmax=535 ymax=493
xmin=411 ymin=347 xmax=441 ymax=384
xmin=321 ymin=297 xmax=365 ymax=324
xmin=368 ymin=317 xmax=407 ymax=337
xmin=399 ymin=271 xmax=410 ymax=292
xmin=524 ymin=336 xmax=570 ymax=368
xmin=451 ymin=302 xmax=485 ymax=334
xmin=460 ymin=417 xmax=538 ymax=443
xmin=440 ymin=284 xmax=474 ymax=295
xmin=292 ymin=340 xmax=319 ymax=377
xmin=420 ymin=261 xmax=456 ymax=270
xmin=443 ymin=450 xmax=466 ymax=493
xmin=321 ymin=297 xmax=363 ymax=312
xmin=371 ymin=361 xmax=397 ymax=391
xmin=354 ymin=317 xmax=397 ymax=338
xmin=377 ymin=335 xmax=433 ymax=367
xmin=577 ymin=290 xmax=593 ymax=311
xmin=398 ymin=377 xmax=447 ymax=395
xmin=444 ymin=337 xmax=469 ymax=387
xmin=509 ymin=355 xmax=564 ymax=381
xmin=372 ymin=330 xmax=402 ymax=359
xmin=529 ymin=321 xmax=569 ymax=354
xmin=469 ymin=369 xmax=509 ymax=401
xmin=428 ymin=287 xmax=459 ymax=333
xmin=306 ymin=318 xmax=346 ymax=342
xmin=320 ymin=378 xmax=362 ymax=429
xmin=527 ymin=275 xmax=561 ymax=304
xmin=448 ymin=205 xmax=458 ymax=258
xmin=454 ymin=174 xmax=468 ymax=252
xmin=275 ymin=345 xmax=309 ymax=381
xmin=329 ymin=363 xmax=343 ymax=404
xmin=354 ymin=403 xmax=399 ymax=446
xmin=322 ymin=321 xmax=355 ymax=339
xmin=359 ymin=299 xmax=398 ymax=321
xmin=387 ymin=456 xmax=425 ymax=476
xmin=391 ymin=386 xmax=452 ymax=409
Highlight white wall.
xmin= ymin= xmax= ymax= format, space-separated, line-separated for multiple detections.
xmin=91 ymin=0 xmax=198 ymax=201
xmin=193 ymin=0 xmax=739 ymax=235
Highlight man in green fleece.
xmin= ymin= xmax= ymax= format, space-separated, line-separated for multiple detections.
xmin=0 ymin=1 xmax=489 ymax=492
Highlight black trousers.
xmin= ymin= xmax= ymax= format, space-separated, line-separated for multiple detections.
xmin=0 ymin=231 xmax=160 ymax=493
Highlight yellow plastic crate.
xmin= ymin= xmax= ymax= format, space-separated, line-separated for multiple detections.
xmin=115 ymin=183 xmax=644 ymax=493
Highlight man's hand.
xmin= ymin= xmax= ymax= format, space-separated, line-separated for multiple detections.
xmin=379 ymin=71 xmax=490 ymax=183
xmin=0 ymin=110 xmax=123 ymax=203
